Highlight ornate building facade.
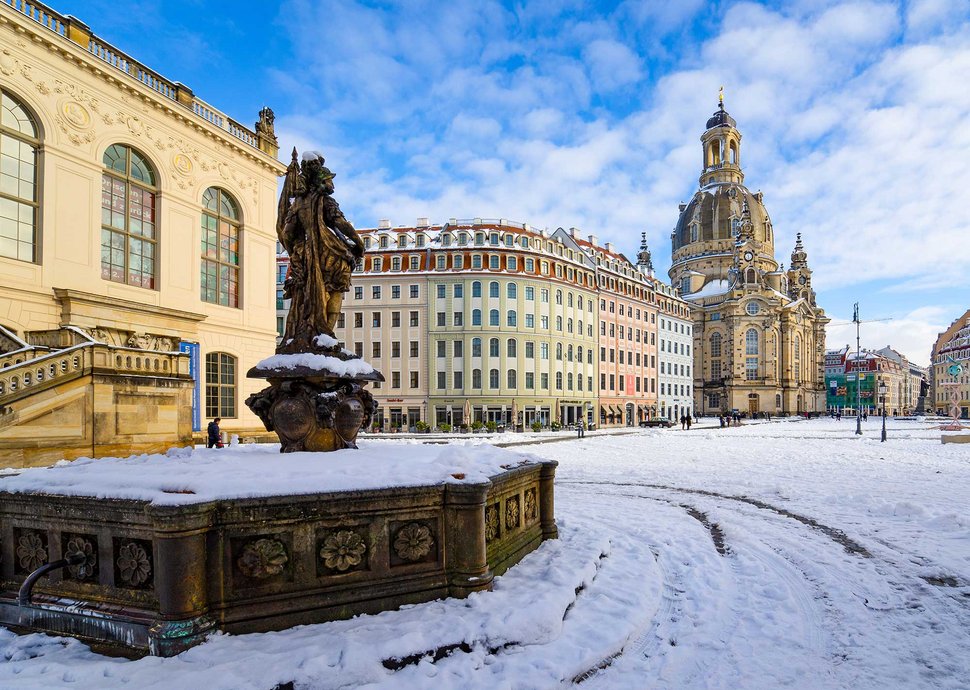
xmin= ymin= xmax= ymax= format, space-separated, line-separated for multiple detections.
xmin=668 ymin=99 xmax=829 ymax=416
xmin=277 ymin=218 xmax=674 ymax=430
xmin=930 ymin=309 xmax=970 ymax=418
xmin=0 ymin=1 xmax=285 ymax=465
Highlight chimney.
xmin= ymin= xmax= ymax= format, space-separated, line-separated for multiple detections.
xmin=570 ymin=227 xmax=580 ymax=238
xmin=606 ymin=242 xmax=615 ymax=253
xmin=378 ymin=219 xmax=391 ymax=229
xmin=416 ymin=217 xmax=429 ymax=228
xmin=587 ymin=234 xmax=598 ymax=246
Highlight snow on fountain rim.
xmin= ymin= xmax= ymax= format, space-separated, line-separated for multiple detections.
xmin=0 ymin=442 xmax=536 ymax=506
xmin=255 ymin=351 xmax=376 ymax=377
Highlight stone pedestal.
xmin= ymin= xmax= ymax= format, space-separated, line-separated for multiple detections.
xmin=246 ymin=346 xmax=383 ymax=452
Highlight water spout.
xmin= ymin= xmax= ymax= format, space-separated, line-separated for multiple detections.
xmin=18 ymin=553 xmax=86 ymax=608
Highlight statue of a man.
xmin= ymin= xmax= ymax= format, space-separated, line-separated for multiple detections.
xmin=277 ymin=150 xmax=364 ymax=351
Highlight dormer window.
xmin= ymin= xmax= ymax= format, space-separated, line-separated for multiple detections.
xmin=397 ymin=235 xmax=407 ymax=248
xmin=416 ymin=234 xmax=425 ymax=247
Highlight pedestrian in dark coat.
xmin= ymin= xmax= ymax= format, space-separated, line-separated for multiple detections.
xmin=207 ymin=418 xmax=222 ymax=448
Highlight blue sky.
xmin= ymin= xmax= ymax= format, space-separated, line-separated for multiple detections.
xmin=51 ymin=0 xmax=970 ymax=364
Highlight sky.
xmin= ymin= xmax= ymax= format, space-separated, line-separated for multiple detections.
xmin=48 ymin=0 xmax=970 ymax=365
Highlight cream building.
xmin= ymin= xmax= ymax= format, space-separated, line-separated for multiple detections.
xmin=0 ymin=2 xmax=284 ymax=465
xmin=930 ymin=309 xmax=970 ymax=419
xmin=668 ymin=98 xmax=829 ymax=416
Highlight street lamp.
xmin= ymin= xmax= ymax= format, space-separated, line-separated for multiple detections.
xmin=879 ymin=380 xmax=888 ymax=442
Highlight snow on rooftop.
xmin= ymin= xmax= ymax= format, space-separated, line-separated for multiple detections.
xmin=684 ymin=278 xmax=730 ymax=299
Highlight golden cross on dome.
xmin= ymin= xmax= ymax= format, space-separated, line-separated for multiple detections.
xmin=719 ymin=86 xmax=724 ymax=105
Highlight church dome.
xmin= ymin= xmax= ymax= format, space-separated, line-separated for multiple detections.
xmin=672 ymin=182 xmax=771 ymax=253
xmin=706 ymin=103 xmax=736 ymax=130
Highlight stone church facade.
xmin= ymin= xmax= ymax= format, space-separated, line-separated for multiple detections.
xmin=668 ymin=99 xmax=828 ymax=416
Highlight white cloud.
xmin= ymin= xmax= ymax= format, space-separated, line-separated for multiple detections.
xmin=826 ymin=305 xmax=953 ymax=364
xmin=582 ymin=39 xmax=644 ymax=91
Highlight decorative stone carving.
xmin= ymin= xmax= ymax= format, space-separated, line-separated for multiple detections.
xmin=485 ymin=503 xmax=500 ymax=543
xmin=237 ymin=538 xmax=288 ymax=579
xmin=524 ymin=487 xmax=538 ymax=523
xmin=0 ymin=49 xmax=15 ymax=77
xmin=65 ymin=536 xmax=98 ymax=580
xmin=505 ymin=496 xmax=520 ymax=530
xmin=62 ymin=100 xmax=91 ymax=128
xmin=172 ymin=153 xmax=194 ymax=176
xmin=116 ymin=541 xmax=152 ymax=587
xmin=16 ymin=531 xmax=47 ymax=572
xmin=319 ymin=530 xmax=366 ymax=572
xmin=393 ymin=523 xmax=434 ymax=562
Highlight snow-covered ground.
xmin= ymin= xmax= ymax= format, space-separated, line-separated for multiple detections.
xmin=2 ymin=418 xmax=968 ymax=689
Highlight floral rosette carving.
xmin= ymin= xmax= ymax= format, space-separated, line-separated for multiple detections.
xmin=320 ymin=530 xmax=366 ymax=571
xmin=485 ymin=504 xmax=500 ymax=543
xmin=65 ymin=536 xmax=98 ymax=580
xmin=237 ymin=538 xmax=288 ymax=579
xmin=16 ymin=532 xmax=47 ymax=571
xmin=393 ymin=523 xmax=434 ymax=562
xmin=506 ymin=496 xmax=520 ymax=530
xmin=524 ymin=488 xmax=538 ymax=522
xmin=117 ymin=542 xmax=152 ymax=587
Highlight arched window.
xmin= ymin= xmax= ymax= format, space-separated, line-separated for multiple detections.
xmin=489 ymin=368 xmax=499 ymax=388
xmin=745 ymin=328 xmax=759 ymax=355
xmin=794 ymin=335 xmax=802 ymax=383
xmin=507 ymin=282 xmax=517 ymax=299
xmin=507 ymin=310 xmax=516 ymax=327
xmin=472 ymin=281 xmax=481 ymax=297
xmin=567 ymin=344 xmax=573 ymax=361
xmin=489 ymin=281 xmax=499 ymax=298
xmin=507 ymin=338 xmax=516 ymax=357
xmin=507 ymin=369 xmax=516 ymax=388
xmin=577 ymin=346 xmax=583 ymax=361
xmin=0 ymin=89 xmax=39 ymax=262
xmin=472 ymin=337 xmax=481 ymax=357
xmin=556 ymin=289 xmax=563 ymax=305
xmin=101 ymin=144 xmax=158 ymax=288
xmin=489 ymin=337 xmax=499 ymax=357
xmin=729 ymin=141 xmax=737 ymax=165
xmin=489 ymin=309 xmax=499 ymax=326
xmin=472 ymin=368 xmax=482 ymax=388
xmin=567 ymin=372 xmax=573 ymax=390
xmin=711 ymin=332 xmax=722 ymax=357
xmin=555 ymin=371 xmax=563 ymax=389
xmin=556 ymin=342 xmax=563 ymax=360
xmin=472 ymin=309 xmax=482 ymax=326
xmin=556 ymin=316 xmax=563 ymax=331
xmin=201 ymin=187 xmax=241 ymax=307
xmin=205 ymin=352 xmax=236 ymax=418
xmin=746 ymin=268 xmax=756 ymax=284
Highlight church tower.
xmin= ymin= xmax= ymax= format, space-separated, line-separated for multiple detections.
xmin=668 ymin=94 xmax=829 ymax=416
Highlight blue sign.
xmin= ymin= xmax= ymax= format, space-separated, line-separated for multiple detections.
xmin=179 ymin=342 xmax=201 ymax=432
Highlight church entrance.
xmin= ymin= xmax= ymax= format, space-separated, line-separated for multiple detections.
xmin=748 ymin=393 xmax=760 ymax=416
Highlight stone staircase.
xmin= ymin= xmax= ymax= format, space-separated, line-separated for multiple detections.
xmin=0 ymin=326 xmax=194 ymax=467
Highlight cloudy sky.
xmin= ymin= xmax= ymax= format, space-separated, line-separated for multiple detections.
xmin=54 ymin=0 xmax=970 ymax=364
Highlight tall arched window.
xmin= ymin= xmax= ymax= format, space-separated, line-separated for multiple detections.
xmin=0 ymin=89 xmax=39 ymax=263
xmin=555 ymin=371 xmax=563 ymax=389
xmin=507 ymin=338 xmax=516 ymax=357
xmin=489 ymin=337 xmax=499 ymax=357
xmin=489 ymin=281 xmax=499 ymax=297
xmin=745 ymin=328 xmax=759 ymax=381
xmin=102 ymin=144 xmax=158 ymax=288
xmin=507 ymin=282 xmax=517 ymax=299
xmin=201 ymin=187 xmax=241 ymax=307
xmin=794 ymin=335 xmax=802 ymax=383
xmin=489 ymin=368 xmax=499 ymax=388
xmin=472 ymin=368 xmax=482 ymax=388
xmin=711 ymin=332 xmax=722 ymax=357
xmin=472 ymin=281 xmax=481 ymax=297
xmin=205 ymin=352 xmax=237 ymax=418
xmin=556 ymin=342 xmax=563 ymax=360
xmin=745 ymin=328 xmax=759 ymax=355
xmin=567 ymin=372 xmax=573 ymax=390
xmin=472 ymin=309 xmax=481 ymax=326
xmin=489 ymin=309 xmax=499 ymax=326
xmin=472 ymin=337 xmax=481 ymax=357
xmin=507 ymin=310 xmax=516 ymax=327
xmin=507 ymin=369 xmax=516 ymax=388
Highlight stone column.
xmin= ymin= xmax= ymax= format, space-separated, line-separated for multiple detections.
xmin=443 ymin=481 xmax=492 ymax=597
xmin=147 ymin=504 xmax=215 ymax=656
xmin=539 ymin=460 xmax=558 ymax=540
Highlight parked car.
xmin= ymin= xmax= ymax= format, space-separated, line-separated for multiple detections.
xmin=639 ymin=419 xmax=673 ymax=428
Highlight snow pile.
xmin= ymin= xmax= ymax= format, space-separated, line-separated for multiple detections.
xmin=0 ymin=442 xmax=534 ymax=505
xmin=255 ymin=352 xmax=375 ymax=377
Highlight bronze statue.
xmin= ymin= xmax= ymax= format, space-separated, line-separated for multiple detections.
xmin=247 ymin=149 xmax=381 ymax=452
xmin=277 ymin=149 xmax=365 ymax=352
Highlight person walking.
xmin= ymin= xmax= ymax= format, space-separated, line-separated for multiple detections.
xmin=577 ymin=419 xmax=585 ymax=438
xmin=207 ymin=418 xmax=222 ymax=449
xmin=686 ymin=415 xmax=692 ymax=430
xmin=680 ymin=414 xmax=686 ymax=430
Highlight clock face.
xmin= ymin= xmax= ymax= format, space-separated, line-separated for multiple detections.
xmin=743 ymin=251 xmax=753 ymax=261
xmin=799 ymin=275 xmax=807 ymax=285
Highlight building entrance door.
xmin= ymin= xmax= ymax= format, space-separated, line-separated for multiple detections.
xmin=748 ymin=393 xmax=760 ymax=416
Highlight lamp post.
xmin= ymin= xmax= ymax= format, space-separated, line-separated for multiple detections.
xmin=879 ymin=380 xmax=888 ymax=442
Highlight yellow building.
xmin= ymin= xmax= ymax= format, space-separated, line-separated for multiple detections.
xmin=0 ymin=2 xmax=284 ymax=465
xmin=668 ymin=99 xmax=829 ymax=416
xmin=930 ymin=310 xmax=970 ymax=419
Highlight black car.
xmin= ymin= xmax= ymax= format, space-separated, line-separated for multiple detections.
xmin=639 ymin=419 xmax=673 ymax=428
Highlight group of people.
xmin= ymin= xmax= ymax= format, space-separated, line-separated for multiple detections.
xmin=718 ymin=412 xmax=743 ymax=427
xmin=680 ymin=415 xmax=693 ymax=430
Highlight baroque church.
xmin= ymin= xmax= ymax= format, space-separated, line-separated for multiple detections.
xmin=668 ymin=96 xmax=829 ymax=416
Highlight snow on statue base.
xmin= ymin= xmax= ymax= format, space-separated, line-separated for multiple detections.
xmin=246 ymin=345 xmax=383 ymax=452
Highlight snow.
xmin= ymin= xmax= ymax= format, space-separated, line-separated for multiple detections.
xmin=684 ymin=278 xmax=730 ymax=299
xmin=2 ymin=418 xmax=969 ymax=689
xmin=255 ymin=352 xmax=375 ymax=377
xmin=0 ymin=443 xmax=532 ymax=505
xmin=312 ymin=333 xmax=339 ymax=348
xmin=300 ymin=150 xmax=324 ymax=162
